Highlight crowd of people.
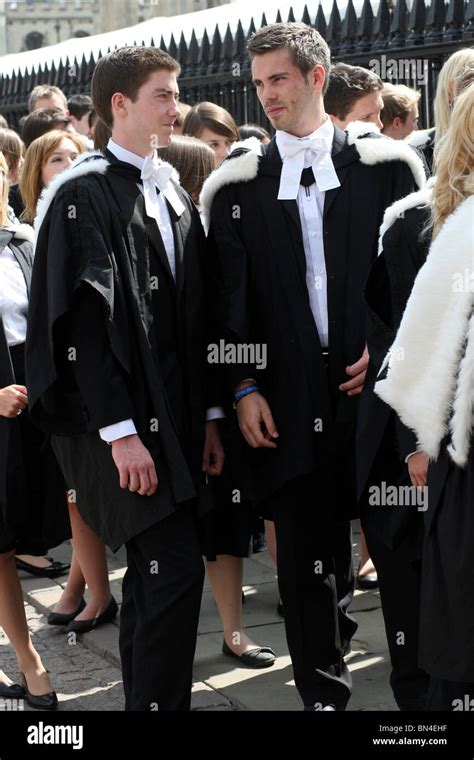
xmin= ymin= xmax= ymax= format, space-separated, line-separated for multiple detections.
xmin=0 ymin=21 xmax=472 ymax=712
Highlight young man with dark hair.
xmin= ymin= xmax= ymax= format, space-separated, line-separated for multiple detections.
xmin=202 ymin=21 xmax=425 ymax=711
xmin=21 ymin=108 xmax=72 ymax=149
xmin=26 ymin=46 xmax=224 ymax=711
xmin=67 ymin=94 xmax=93 ymax=136
xmin=325 ymin=62 xmax=384 ymax=129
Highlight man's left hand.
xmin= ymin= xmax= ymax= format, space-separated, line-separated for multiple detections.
xmin=202 ymin=420 xmax=225 ymax=476
xmin=339 ymin=345 xmax=369 ymax=396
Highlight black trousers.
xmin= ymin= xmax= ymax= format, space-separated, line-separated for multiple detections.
xmin=119 ymin=504 xmax=204 ymax=711
xmin=361 ymin=510 xmax=429 ymax=710
xmin=265 ymin=472 xmax=356 ymax=709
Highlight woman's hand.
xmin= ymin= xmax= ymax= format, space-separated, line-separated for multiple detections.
xmin=407 ymin=451 xmax=429 ymax=488
xmin=0 ymin=384 xmax=28 ymax=418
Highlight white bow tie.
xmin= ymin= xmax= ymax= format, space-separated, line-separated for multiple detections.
xmin=140 ymin=155 xmax=185 ymax=218
xmin=277 ymin=133 xmax=340 ymax=200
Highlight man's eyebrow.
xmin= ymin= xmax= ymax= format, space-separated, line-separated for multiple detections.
xmin=252 ymin=71 xmax=290 ymax=84
xmin=152 ymin=87 xmax=179 ymax=96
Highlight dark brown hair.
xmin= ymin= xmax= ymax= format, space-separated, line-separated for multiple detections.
xmin=182 ymin=101 xmax=239 ymax=142
xmin=157 ymin=135 xmax=214 ymax=205
xmin=21 ymin=108 xmax=71 ymax=149
xmin=91 ymin=46 xmax=180 ymax=128
xmin=247 ymin=22 xmax=331 ymax=95
xmin=324 ymin=63 xmax=383 ymax=120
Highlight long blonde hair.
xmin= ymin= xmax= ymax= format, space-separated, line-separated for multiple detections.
xmin=431 ymin=83 xmax=474 ymax=239
xmin=19 ymin=130 xmax=84 ymax=223
xmin=0 ymin=151 xmax=9 ymax=228
xmin=434 ymin=48 xmax=474 ymax=142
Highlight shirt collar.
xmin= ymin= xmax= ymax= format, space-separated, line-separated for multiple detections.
xmin=276 ymin=116 xmax=335 ymax=159
xmin=107 ymin=138 xmax=154 ymax=173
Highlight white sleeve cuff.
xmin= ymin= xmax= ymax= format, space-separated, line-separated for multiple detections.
xmin=99 ymin=419 xmax=137 ymax=443
xmin=206 ymin=406 xmax=225 ymax=422
xmin=404 ymin=451 xmax=418 ymax=464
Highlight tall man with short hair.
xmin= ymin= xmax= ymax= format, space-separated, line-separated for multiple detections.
xmin=202 ymin=22 xmax=425 ymax=710
xmin=26 ymin=46 xmax=224 ymax=711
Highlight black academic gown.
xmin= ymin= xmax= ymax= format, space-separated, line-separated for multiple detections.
xmin=26 ymin=153 xmax=212 ymax=551
xmin=0 ymin=231 xmax=69 ymax=554
xmin=207 ymin=129 xmax=417 ymax=516
xmin=357 ymin=204 xmax=431 ymax=549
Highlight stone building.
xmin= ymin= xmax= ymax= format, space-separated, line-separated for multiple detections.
xmin=0 ymin=0 xmax=230 ymax=55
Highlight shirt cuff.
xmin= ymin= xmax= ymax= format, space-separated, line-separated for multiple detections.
xmin=99 ymin=419 xmax=137 ymax=443
xmin=206 ymin=406 xmax=225 ymax=422
xmin=404 ymin=451 xmax=418 ymax=464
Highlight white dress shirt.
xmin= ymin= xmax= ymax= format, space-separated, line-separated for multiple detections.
xmin=0 ymin=245 xmax=28 ymax=347
xmin=100 ymin=140 xmax=222 ymax=443
xmin=276 ymin=118 xmax=336 ymax=348
xmin=107 ymin=138 xmax=177 ymax=280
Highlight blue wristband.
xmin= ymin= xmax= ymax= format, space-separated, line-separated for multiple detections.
xmin=233 ymin=384 xmax=259 ymax=408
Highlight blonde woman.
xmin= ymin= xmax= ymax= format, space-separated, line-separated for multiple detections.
xmin=407 ymin=47 xmax=474 ymax=169
xmin=20 ymin=131 xmax=118 ymax=634
xmin=19 ymin=130 xmax=84 ymax=224
xmin=374 ymin=84 xmax=474 ymax=710
xmin=0 ymin=151 xmax=72 ymax=708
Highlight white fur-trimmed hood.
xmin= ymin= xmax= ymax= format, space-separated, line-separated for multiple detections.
xmin=345 ymin=120 xmax=426 ymax=191
xmin=200 ymin=120 xmax=426 ymax=234
xmin=375 ymin=195 xmax=474 ymax=466
xmin=377 ymin=176 xmax=436 ymax=255
xmin=34 ymin=150 xmax=181 ymax=237
xmin=34 ymin=151 xmax=109 ymax=237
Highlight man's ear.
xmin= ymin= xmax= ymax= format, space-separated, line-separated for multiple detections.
xmin=110 ymin=92 xmax=127 ymax=121
xmin=308 ymin=63 xmax=326 ymax=94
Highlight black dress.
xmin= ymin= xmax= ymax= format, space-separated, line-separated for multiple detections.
xmin=0 ymin=233 xmax=70 ymax=555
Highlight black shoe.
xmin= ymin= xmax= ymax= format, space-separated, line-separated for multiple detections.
xmin=222 ymin=639 xmax=276 ymax=668
xmin=66 ymin=596 xmax=118 ymax=634
xmin=16 ymin=556 xmax=71 ymax=579
xmin=20 ymin=672 xmax=58 ymax=711
xmin=47 ymin=598 xmax=86 ymax=627
xmin=0 ymin=681 xmax=25 ymax=699
xmin=356 ymin=571 xmax=379 ymax=590
xmin=241 ymin=590 xmax=245 ymax=605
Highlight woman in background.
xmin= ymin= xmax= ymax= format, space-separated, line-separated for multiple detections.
xmin=183 ymin=102 xmax=239 ymax=168
xmin=0 ymin=150 xmax=70 ymax=709
xmin=159 ymin=135 xmax=276 ymax=667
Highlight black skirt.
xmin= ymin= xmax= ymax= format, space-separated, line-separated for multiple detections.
xmin=198 ymin=418 xmax=264 ymax=561
xmin=0 ymin=343 xmax=71 ymax=555
xmin=419 ymin=444 xmax=474 ymax=682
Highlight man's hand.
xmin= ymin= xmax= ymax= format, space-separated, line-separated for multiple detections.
xmin=339 ymin=345 xmax=369 ymax=397
xmin=236 ymin=391 xmax=279 ymax=449
xmin=0 ymin=384 xmax=28 ymax=418
xmin=407 ymin=452 xmax=429 ymax=488
xmin=202 ymin=420 xmax=225 ymax=476
xmin=111 ymin=434 xmax=158 ymax=496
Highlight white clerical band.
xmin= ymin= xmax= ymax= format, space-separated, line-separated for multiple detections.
xmin=277 ymin=135 xmax=340 ymax=200
xmin=141 ymin=156 xmax=186 ymax=218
